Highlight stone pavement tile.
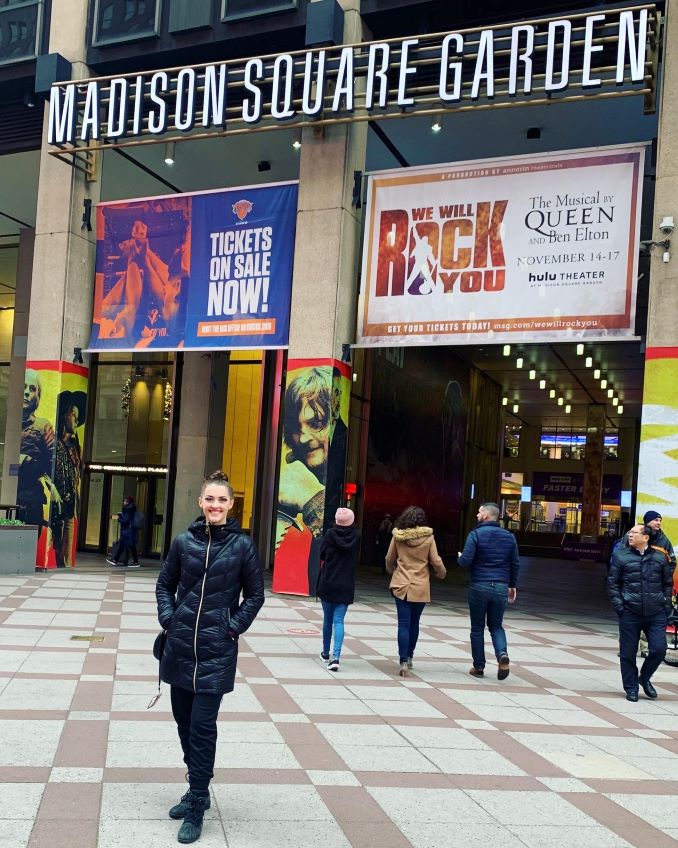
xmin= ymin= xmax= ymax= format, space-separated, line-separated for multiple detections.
xmin=573 ymin=793 xmax=678 ymax=847
xmin=507 ymin=825 xmax=633 ymax=846
xmin=361 ymin=699 xmax=446 ymax=719
xmin=318 ymin=722 xmax=410 ymax=748
xmin=398 ymin=821 xmax=526 ymax=848
xmin=0 ymin=767 xmax=51 ymax=782
xmin=421 ymin=747 xmax=526 ymax=776
xmin=0 ymin=649 xmax=30 ymax=671
xmin=20 ymin=652 xmax=86 ymax=675
xmin=71 ymin=681 xmax=113 ymax=711
xmin=223 ymin=820 xmax=352 ymax=848
xmin=527 ymin=707 xmax=615 ymax=727
xmin=585 ymin=734 xmax=678 ymax=760
xmin=214 ymin=741 xmax=302 ymax=770
xmin=307 ymin=770 xmax=361 ymax=786
xmin=3 ymin=821 xmax=32 ymax=848
xmin=0 ymin=720 xmax=64 ymax=767
xmin=0 ymin=782 xmax=44 ymax=818
xmin=329 ymin=743 xmax=439 ymax=773
xmin=293 ymin=697 xmax=376 ymax=715
xmin=467 ymin=789 xmax=602 ymax=826
xmin=368 ymin=786 xmax=494 ymax=823
xmin=393 ymin=724 xmax=491 ymax=749
xmin=101 ymin=782 xmax=219 ymax=821
xmin=537 ymin=777 xmax=596 ymax=792
xmin=213 ymin=782 xmax=333 ymax=821
xmin=53 ymin=719 xmax=108 ymax=767
xmin=0 ymin=678 xmax=77 ymax=711
xmin=99 ymin=818 xmax=227 ymax=848
xmin=276 ymin=722 xmax=349 ymax=769
xmin=49 ymin=767 xmax=104 ymax=782
xmin=36 ymin=781 xmax=101 ymax=819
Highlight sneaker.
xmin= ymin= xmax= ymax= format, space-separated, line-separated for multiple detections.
xmin=128 ymin=562 xmax=141 ymax=568
xmin=497 ymin=653 xmax=510 ymax=680
xmin=399 ymin=661 xmax=409 ymax=677
xmin=327 ymin=658 xmax=340 ymax=672
xmin=169 ymin=790 xmax=211 ymax=820
xmin=320 ymin=651 xmax=329 ymax=663
xmin=406 ymin=656 xmax=413 ymax=669
xmin=469 ymin=666 xmax=484 ymax=677
xmin=105 ymin=558 xmax=117 ymax=566
xmin=177 ymin=792 xmax=207 ymax=843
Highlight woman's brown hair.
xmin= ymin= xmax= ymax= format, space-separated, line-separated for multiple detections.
xmin=200 ymin=470 xmax=234 ymax=499
xmin=394 ymin=506 xmax=428 ymax=529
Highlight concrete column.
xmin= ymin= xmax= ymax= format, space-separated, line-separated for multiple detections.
xmin=171 ymin=352 xmax=228 ymax=535
xmin=1 ymin=229 xmax=34 ymax=505
xmin=636 ymin=1 xmax=678 ymax=541
xmin=14 ymin=2 xmax=99 ymax=566
xmin=581 ymin=404 xmax=605 ymax=537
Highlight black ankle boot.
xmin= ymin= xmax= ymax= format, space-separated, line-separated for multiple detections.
xmin=177 ymin=792 xmax=207 ymax=843
xmin=169 ymin=789 xmax=211 ymax=820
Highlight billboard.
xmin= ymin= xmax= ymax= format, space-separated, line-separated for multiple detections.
xmin=19 ymin=361 xmax=88 ymax=569
xmin=357 ymin=146 xmax=644 ymax=346
xmin=532 ymin=472 xmax=623 ymax=503
xmin=87 ymin=182 xmax=298 ymax=352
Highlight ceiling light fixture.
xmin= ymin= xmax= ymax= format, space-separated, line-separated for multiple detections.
xmin=565 ymin=404 xmax=571 ymax=413
xmin=607 ymin=388 xmax=614 ymax=398
xmin=585 ymin=356 xmax=593 ymax=368
xmin=576 ymin=343 xmax=584 ymax=355
xmin=502 ymin=397 xmax=508 ymax=406
xmin=617 ymin=405 xmax=624 ymax=414
xmin=557 ymin=397 xmax=564 ymax=406
xmin=549 ymin=389 xmax=556 ymax=398
xmin=516 ymin=357 xmax=524 ymax=369
xmin=612 ymin=397 xmax=619 ymax=406
xmin=601 ymin=378 xmax=608 ymax=389
xmin=431 ymin=116 xmax=442 ymax=133
xmin=292 ymin=138 xmax=302 ymax=150
xmin=529 ymin=369 xmax=536 ymax=380
xmin=512 ymin=403 xmax=519 ymax=414
xmin=164 ymin=141 xmax=175 ymax=165
xmin=539 ymin=379 xmax=546 ymax=389
xmin=593 ymin=368 xmax=601 ymax=379
xmin=503 ymin=344 xmax=511 ymax=356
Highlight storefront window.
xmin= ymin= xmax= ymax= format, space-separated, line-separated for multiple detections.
xmin=0 ymin=1 xmax=42 ymax=65
xmin=90 ymin=354 xmax=173 ymax=464
xmin=93 ymin=0 xmax=160 ymax=46
xmin=604 ymin=430 xmax=619 ymax=460
xmin=504 ymin=424 xmax=521 ymax=458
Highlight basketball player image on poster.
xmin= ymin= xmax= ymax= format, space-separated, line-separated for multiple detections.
xmin=273 ymin=360 xmax=351 ymax=596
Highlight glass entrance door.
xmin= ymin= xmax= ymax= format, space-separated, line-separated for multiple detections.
xmin=82 ymin=472 xmax=166 ymax=559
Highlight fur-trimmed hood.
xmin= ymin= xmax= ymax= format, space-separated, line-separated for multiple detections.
xmin=392 ymin=526 xmax=434 ymax=545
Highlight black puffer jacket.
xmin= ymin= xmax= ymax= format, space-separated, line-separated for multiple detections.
xmin=156 ymin=516 xmax=265 ymax=695
xmin=607 ymin=544 xmax=673 ymax=617
xmin=317 ymin=525 xmax=361 ymax=605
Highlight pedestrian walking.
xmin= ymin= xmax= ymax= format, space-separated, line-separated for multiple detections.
xmin=607 ymin=523 xmax=673 ymax=702
xmin=458 ymin=502 xmax=519 ymax=680
xmin=106 ymin=495 xmax=140 ymax=567
xmin=155 ymin=470 xmax=265 ymax=843
xmin=385 ymin=505 xmax=447 ymax=676
xmin=318 ymin=507 xmax=361 ymax=672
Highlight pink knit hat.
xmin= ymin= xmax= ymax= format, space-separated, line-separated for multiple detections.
xmin=335 ymin=507 xmax=355 ymax=526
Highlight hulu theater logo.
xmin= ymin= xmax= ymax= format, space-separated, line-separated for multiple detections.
xmin=375 ymin=200 xmax=507 ymax=298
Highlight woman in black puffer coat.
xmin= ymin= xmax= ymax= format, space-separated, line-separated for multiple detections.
xmin=156 ymin=470 xmax=264 ymax=844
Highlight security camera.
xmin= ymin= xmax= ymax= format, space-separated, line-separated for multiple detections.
xmin=660 ymin=216 xmax=675 ymax=235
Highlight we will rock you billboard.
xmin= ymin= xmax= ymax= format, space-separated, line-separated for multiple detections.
xmin=357 ymin=146 xmax=644 ymax=346
xmin=87 ymin=182 xmax=298 ymax=352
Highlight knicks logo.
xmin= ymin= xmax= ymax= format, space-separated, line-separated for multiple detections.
xmin=232 ymin=199 xmax=253 ymax=221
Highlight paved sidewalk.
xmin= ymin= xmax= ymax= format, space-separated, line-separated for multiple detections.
xmin=1 ymin=561 xmax=677 ymax=848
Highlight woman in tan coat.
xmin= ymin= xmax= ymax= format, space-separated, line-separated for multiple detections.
xmin=385 ymin=506 xmax=447 ymax=676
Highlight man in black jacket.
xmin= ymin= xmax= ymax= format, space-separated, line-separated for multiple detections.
xmin=458 ymin=502 xmax=520 ymax=680
xmin=608 ymin=524 xmax=674 ymax=702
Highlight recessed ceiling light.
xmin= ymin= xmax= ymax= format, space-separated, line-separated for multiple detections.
xmin=512 ymin=403 xmax=519 ymax=413
xmin=549 ymin=389 xmax=556 ymax=398
xmin=585 ymin=356 xmax=593 ymax=368
xmin=431 ymin=116 xmax=442 ymax=133
xmin=164 ymin=141 xmax=175 ymax=165
xmin=557 ymin=397 xmax=564 ymax=406
xmin=617 ymin=405 xmax=624 ymax=414
xmin=292 ymin=139 xmax=302 ymax=150
xmin=502 ymin=397 xmax=508 ymax=406
xmin=607 ymin=388 xmax=614 ymax=398
xmin=529 ymin=369 xmax=536 ymax=380
xmin=612 ymin=397 xmax=619 ymax=406
xmin=593 ymin=369 xmax=601 ymax=379
xmin=601 ymin=378 xmax=608 ymax=389
xmin=576 ymin=343 xmax=584 ymax=355
xmin=503 ymin=344 xmax=511 ymax=356
xmin=565 ymin=404 xmax=571 ymax=413
xmin=516 ymin=357 xmax=524 ymax=369
xmin=539 ymin=379 xmax=546 ymax=389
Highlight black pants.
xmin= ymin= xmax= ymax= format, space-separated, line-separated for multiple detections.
xmin=170 ymin=685 xmax=223 ymax=796
xmin=116 ymin=543 xmax=138 ymax=564
xmin=618 ymin=609 xmax=667 ymax=693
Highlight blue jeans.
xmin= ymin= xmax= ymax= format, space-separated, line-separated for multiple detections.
xmin=468 ymin=582 xmax=509 ymax=669
xmin=618 ymin=609 xmax=667 ymax=693
xmin=321 ymin=601 xmax=348 ymax=659
xmin=394 ymin=596 xmax=426 ymax=663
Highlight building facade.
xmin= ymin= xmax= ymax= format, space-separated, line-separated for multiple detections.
xmin=0 ymin=0 xmax=673 ymax=584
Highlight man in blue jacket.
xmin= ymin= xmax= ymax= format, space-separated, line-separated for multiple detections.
xmin=458 ymin=502 xmax=520 ymax=679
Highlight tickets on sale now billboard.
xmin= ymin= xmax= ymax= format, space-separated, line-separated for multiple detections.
xmin=87 ymin=182 xmax=298 ymax=352
xmin=357 ymin=146 xmax=644 ymax=346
